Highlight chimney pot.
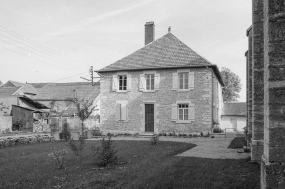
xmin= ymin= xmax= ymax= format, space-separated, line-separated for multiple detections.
xmin=145 ymin=21 xmax=155 ymax=45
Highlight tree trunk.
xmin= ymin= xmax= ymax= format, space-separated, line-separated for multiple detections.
xmin=81 ymin=121 xmax=84 ymax=137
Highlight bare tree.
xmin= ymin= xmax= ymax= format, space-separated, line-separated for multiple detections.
xmin=73 ymin=98 xmax=96 ymax=135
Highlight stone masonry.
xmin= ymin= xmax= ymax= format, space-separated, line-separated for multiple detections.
xmin=251 ymin=0 xmax=265 ymax=162
xmin=100 ymin=68 xmax=218 ymax=135
xmin=247 ymin=0 xmax=285 ymax=188
xmin=246 ymin=26 xmax=253 ymax=146
xmin=261 ymin=0 xmax=285 ymax=188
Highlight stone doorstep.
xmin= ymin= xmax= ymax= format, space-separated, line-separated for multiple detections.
xmin=138 ymin=133 xmax=155 ymax=138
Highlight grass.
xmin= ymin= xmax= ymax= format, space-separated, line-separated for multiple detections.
xmin=228 ymin=137 xmax=247 ymax=149
xmin=0 ymin=140 xmax=260 ymax=189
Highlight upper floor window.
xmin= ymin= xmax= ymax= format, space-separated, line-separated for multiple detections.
xmin=139 ymin=72 xmax=160 ymax=92
xmin=145 ymin=74 xmax=154 ymax=90
xmin=172 ymin=69 xmax=194 ymax=91
xmin=179 ymin=72 xmax=189 ymax=90
xmin=118 ymin=75 xmax=127 ymax=91
xmin=112 ymin=73 xmax=131 ymax=92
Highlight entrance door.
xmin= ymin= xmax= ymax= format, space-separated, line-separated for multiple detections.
xmin=145 ymin=104 xmax=154 ymax=132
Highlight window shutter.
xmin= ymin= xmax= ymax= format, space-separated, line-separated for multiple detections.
xmin=171 ymin=104 xmax=177 ymax=121
xmin=115 ymin=103 xmax=121 ymax=121
xmin=154 ymin=73 xmax=160 ymax=90
xmin=127 ymin=74 xmax=131 ymax=91
xmin=121 ymin=103 xmax=127 ymax=121
xmin=189 ymin=72 xmax=194 ymax=89
xmin=188 ymin=105 xmax=195 ymax=120
xmin=172 ymin=73 xmax=178 ymax=90
xmin=139 ymin=74 xmax=145 ymax=91
xmin=112 ymin=75 xmax=118 ymax=91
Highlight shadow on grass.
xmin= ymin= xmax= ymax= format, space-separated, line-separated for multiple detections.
xmin=227 ymin=137 xmax=247 ymax=149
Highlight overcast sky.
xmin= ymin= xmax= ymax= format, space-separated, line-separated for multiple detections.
xmin=0 ymin=0 xmax=251 ymax=101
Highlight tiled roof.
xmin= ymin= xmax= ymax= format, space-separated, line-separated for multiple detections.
xmin=98 ymin=33 xmax=213 ymax=72
xmin=222 ymin=102 xmax=246 ymax=116
xmin=0 ymin=87 xmax=21 ymax=96
xmin=1 ymin=80 xmax=37 ymax=95
xmin=33 ymin=82 xmax=100 ymax=101
xmin=2 ymin=80 xmax=24 ymax=87
xmin=30 ymin=82 xmax=92 ymax=88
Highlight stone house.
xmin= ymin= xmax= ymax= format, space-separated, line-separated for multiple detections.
xmin=220 ymin=102 xmax=246 ymax=132
xmin=97 ymin=22 xmax=224 ymax=135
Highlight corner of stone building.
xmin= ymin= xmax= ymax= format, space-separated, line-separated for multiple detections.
xmin=261 ymin=155 xmax=285 ymax=189
xmin=251 ymin=139 xmax=264 ymax=162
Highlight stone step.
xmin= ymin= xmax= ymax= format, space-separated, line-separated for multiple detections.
xmin=137 ymin=133 xmax=155 ymax=138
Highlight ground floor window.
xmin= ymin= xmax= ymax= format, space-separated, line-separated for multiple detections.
xmin=178 ymin=104 xmax=189 ymax=120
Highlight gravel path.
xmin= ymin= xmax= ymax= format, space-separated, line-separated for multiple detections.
xmin=88 ymin=137 xmax=250 ymax=160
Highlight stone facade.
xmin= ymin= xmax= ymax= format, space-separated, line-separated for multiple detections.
xmin=261 ymin=0 xmax=285 ymax=188
xmin=100 ymin=68 xmax=222 ymax=134
xmin=246 ymin=0 xmax=285 ymax=188
xmin=246 ymin=26 xmax=253 ymax=146
xmin=251 ymin=0 xmax=265 ymax=162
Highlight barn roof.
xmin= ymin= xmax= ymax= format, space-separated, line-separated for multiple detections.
xmin=222 ymin=102 xmax=246 ymax=116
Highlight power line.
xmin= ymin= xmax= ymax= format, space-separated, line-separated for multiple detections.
xmin=13 ymin=71 xmax=90 ymax=92
xmin=0 ymin=33 xmax=85 ymax=71
xmin=0 ymin=45 xmax=77 ymax=72
xmin=0 ymin=26 xmax=85 ymax=65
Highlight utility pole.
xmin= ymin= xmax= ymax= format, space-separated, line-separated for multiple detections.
xmin=89 ymin=66 xmax=93 ymax=86
xmin=80 ymin=66 xmax=100 ymax=86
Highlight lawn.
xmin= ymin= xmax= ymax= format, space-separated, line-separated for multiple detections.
xmin=0 ymin=140 xmax=260 ymax=189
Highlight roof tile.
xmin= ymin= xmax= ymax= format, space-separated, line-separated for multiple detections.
xmin=222 ymin=102 xmax=246 ymax=116
xmin=98 ymin=33 xmax=212 ymax=72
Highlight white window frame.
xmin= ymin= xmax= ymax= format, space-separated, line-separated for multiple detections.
xmin=139 ymin=71 xmax=160 ymax=92
xmin=112 ymin=72 xmax=131 ymax=93
xmin=171 ymin=101 xmax=195 ymax=123
xmin=178 ymin=104 xmax=189 ymax=121
xmin=172 ymin=69 xmax=194 ymax=91
xmin=178 ymin=72 xmax=189 ymax=90
xmin=145 ymin=74 xmax=155 ymax=91
xmin=118 ymin=75 xmax=127 ymax=91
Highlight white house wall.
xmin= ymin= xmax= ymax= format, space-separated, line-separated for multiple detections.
xmin=220 ymin=115 xmax=246 ymax=132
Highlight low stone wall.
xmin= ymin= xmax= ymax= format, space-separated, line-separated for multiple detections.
xmin=0 ymin=116 xmax=12 ymax=132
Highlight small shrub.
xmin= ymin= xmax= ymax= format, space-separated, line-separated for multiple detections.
xmin=200 ymin=132 xmax=204 ymax=137
xmin=68 ymin=133 xmax=85 ymax=161
xmin=59 ymin=127 xmax=71 ymax=142
xmin=213 ymin=127 xmax=224 ymax=133
xmin=91 ymin=135 xmax=118 ymax=167
xmin=150 ymin=135 xmax=159 ymax=145
xmin=48 ymin=141 xmax=68 ymax=169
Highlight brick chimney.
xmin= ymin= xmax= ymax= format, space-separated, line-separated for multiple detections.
xmin=145 ymin=21 xmax=155 ymax=45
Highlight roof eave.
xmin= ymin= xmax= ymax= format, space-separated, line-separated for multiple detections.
xmin=97 ymin=64 xmax=225 ymax=86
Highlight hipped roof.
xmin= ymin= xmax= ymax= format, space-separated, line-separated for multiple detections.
xmin=98 ymin=32 xmax=224 ymax=86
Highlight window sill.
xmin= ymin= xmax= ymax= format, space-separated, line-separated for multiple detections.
xmin=177 ymin=88 xmax=194 ymax=92
xmin=117 ymin=120 xmax=128 ymax=122
xmin=116 ymin=90 xmax=128 ymax=93
xmin=175 ymin=120 xmax=194 ymax=124
xmin=142 ymin=90 xmax=156 ymax=93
